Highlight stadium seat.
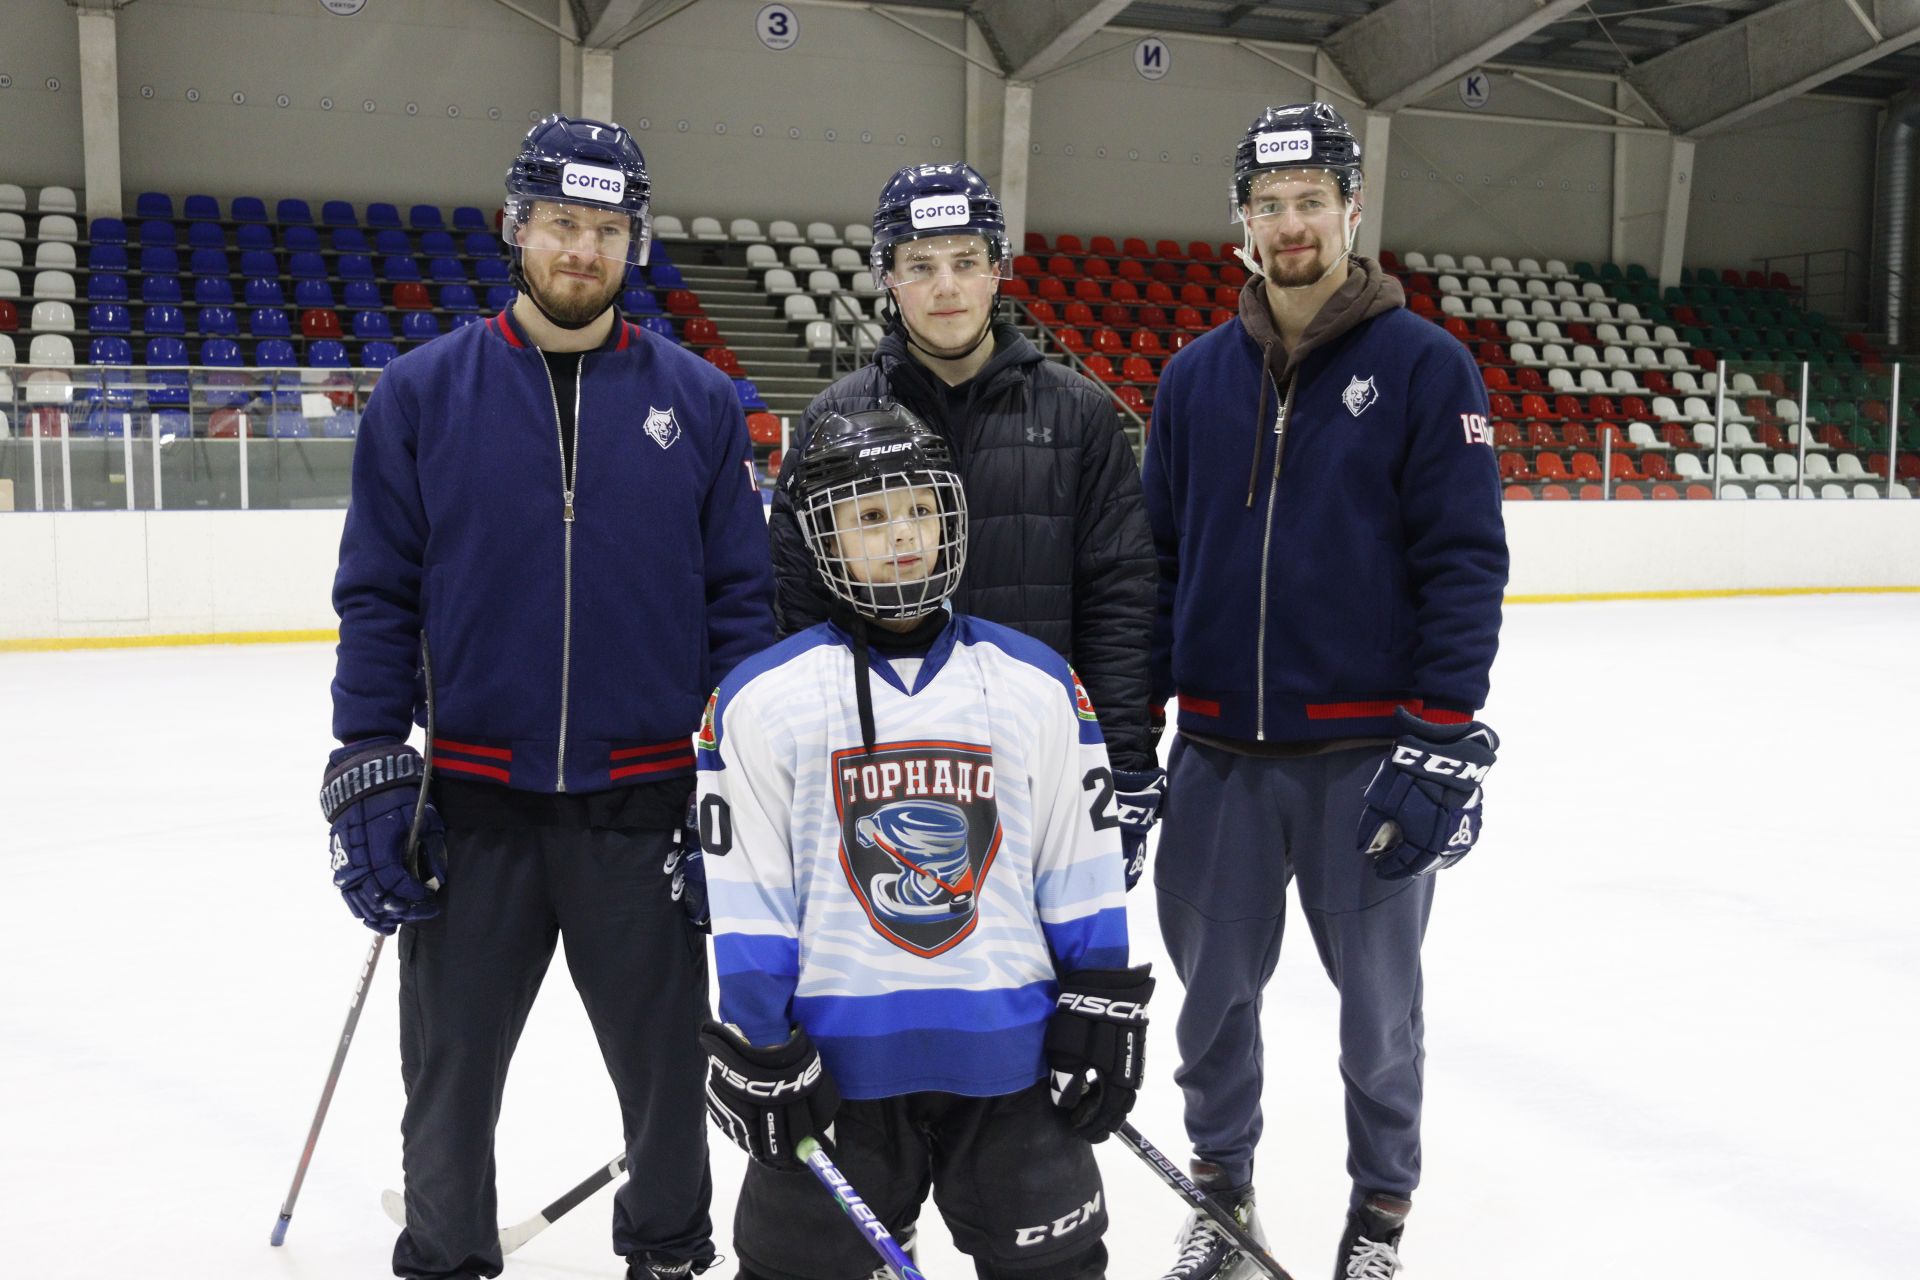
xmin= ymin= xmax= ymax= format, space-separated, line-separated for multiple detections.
xmin=733 ymin=378 xmax=767 ymax=411
xmin=361 ymin=341 xmax=399 ymax=368
xmin=239 ymin=249 xmax=278 ymax=279
xmin=288 ymin=251 xmax=327 ymax=280
xmin=409 ymin=205 xmax=445 ymax=230
xmin=192 ymin=277 xmax=232 ymax=306
xmin=401 ymin=311 xmax=441 ymax=342
xmin=383 ymin=256 xmax=421 ymax=282
xmin=747 ymin=412 xmax=782 ymax=446
xmin=88 ymin=273 xmax=128 ymax=302
xmin=250 ymin=308 xmax=291 ymax=338
xmin=244 ymin=278 xmax=286 ymax=308
xmin=301 ymin=309 xmax=342 ymax=339
xmin=366 ymin=203 xmax=402 ymax=229
xmin=452 ymin=206 xmax=488 ymax=232
xmin=30 ymin=299 xmax=76 ymax=331
xmin=353 ymin=311 xmax=393 ymax=340
xmin=283 ymin=225 xmax=322 ymax=252
xmin=143 ymin=305 xmax=186 ymax=336
xmin=294 ymin=278 xmax=335 ymax=309
xmin=197 ymin=306 xmax=238 ymax=337
xmin=441 ymin=283 xmax=479 ymax=312
xmin=704 ymin=347 xmax=742 ymax=376
xmin=427 ymin=257 xmax=466 ymax=284
xmin=475 ymin=259 xmax=510 ymax=286
xmin=35 ymin=242 xmax=78 ymax=272
xmin=486 ymin=285 xmax=515 ymax=311
xmin=237 ymin=223 xmax=275 ymax=251
xmin=374 ymin=228 xmax=411 ymax=256
xmin=273 ymin=197 xmax=312 ymax=225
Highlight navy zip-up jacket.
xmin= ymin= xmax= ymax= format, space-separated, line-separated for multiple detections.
xmin=330 ymin=308 xmax=776 ymax=792
xmin=1141 ymin=262 xmax=1508 ymax=745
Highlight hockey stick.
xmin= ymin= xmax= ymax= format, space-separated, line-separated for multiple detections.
xmin=1115 ymin=1122 xmax=1296 ymax=1280
xmin=270 ymin=636 xmax=438 ymax=1247
xmin=795 ymin=1137 xmax=927 ymax=1280
xmin=380 ymin=1152 xmax=629 ymax=1255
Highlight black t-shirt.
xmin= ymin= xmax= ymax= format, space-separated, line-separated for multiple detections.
xmin=543 ymin=349 xmax=582 ymax=479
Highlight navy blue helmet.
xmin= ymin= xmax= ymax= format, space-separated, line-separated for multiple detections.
xmin=503 ymin=114 xmax=652 ymax=267
xmin=1232 ymin=102 xmax=1363 ymax=212
xmin=869 ymin=162 xmax=1009 ymax=279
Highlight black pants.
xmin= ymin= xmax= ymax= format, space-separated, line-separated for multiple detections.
xmin=392 ymin=824 xmax=713 ymax=1279
xmin=734 ymin=1083 xmax=1107 ymax=1280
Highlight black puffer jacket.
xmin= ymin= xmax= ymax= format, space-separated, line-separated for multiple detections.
xmin=769 ymin=323 xmax=1158 ymax=772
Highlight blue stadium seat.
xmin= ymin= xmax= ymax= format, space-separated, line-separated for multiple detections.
xmin=383 ymin=256 xmax=421 ymax=282
xmin=145 ymin=337 xmax=190 ymax=407
xmin=151 ymin=409 xmax=193 ymax=438
xmin=89 ymin=303 xmax=130 ymax=334
xmin=366 ymin=203 xmax=402 ymax=229
xmin=452 ymin=206 xmax=488 ymax=232
xmin=322 ymin=200 xmax=357 ymax=227
xmin=308 ymin=339 xmax=349 ymax=368
xmin=648 ymin=261 xmax=685 ymax=290
xmin=485 ymin=285 xmax=515 ymax=310
xmin=283 ymin=225 xmax=322 ymax=252
xmin=239 ymin=249 xmax=278 ymax=279
xmin=640 ymin=315 xmax=675 ymax=338
xmin=419 ymin=230 xmax=456 ymax=256
xmin=269 ymin=410 xmax=310 ymax=438
xmin=244 ymin=278 xmax=286 ymax=308
xmin=198 ymin=306 xmax=239 ymax=337
xmin=288 ymin=252 xmax=327 ymax=280
xmin=142 ymin=275 xmax=183 ymax=304
xmin=87 ymin=244 xmax=128 ymax=272
xmin=198 ymin=338 xmax=248 ymax=407
xmin=183 ymin=194 xmax=220 ymax=222
xmin=143 ymin=305 xmax=186 ymax=336
xmin=78 ymin=404 xmax=137 ymax=436
xmin=189 ymin=248 xmax=229 ymax=277
xmin=440 ymin=284 xmax=478 ymax=311
xmin=464 ymin=232 xmax=500 ymax=258
xmin=139 ymin=221 xmax=178 ymax=248
xmin=352 ymin=310 xmax=393 ymax=339
xmin=192 ymin=277 xmax=232 ymax=306
xmin=201 ymin=337 xmax=242 ymax=366
xmin=324 ymin=408 xmax=361 ymax=437
xmin=186 ymin=221 xmax=226 ymax=250
xmin=88 ymin=273 xmax=129 ymax=302
xmin=276 ymin=198 xmax=313 ymax=225
xmin=361 ymin=340 xmax=399 ymax=368
xmin=250 ymin=308 xmax=292 ymax=338
xmin=145 ymin=336 xmax=188 ymax=366
xmin=733 ymin=379 xmax=767 ymax=412
xmin=330 ymin=226 xmax=369 ymax=254
xmin=342 ymin=279 xmax=381 ymax=309
xmin=231 ymin=196 xmax=268 ymax=223
xmin=374 ymin=228 xmax=412 ymax=256
xmin=475 ymin=258 xmax=510 ymax=285
xmin=139 ymin=246 xmax=180 ymax=275
xmin=622 ymin=287 xmax=660 ymax=315
xmin=135 ymin=192 xmax=173 ymax=220
xmin=88 ymin=335 xmax=132 ymax=364
xmin=409 ymin=204 xmax=445 ymax=230
xmin=401 ymin=311 xmax=441 ymax=342
xmin=337 ymin=254 xmax=375 ymax=281
xmin=89 ymin=217 xmax=127 ymax=244
xmin=428 ymin=257 xmax=465 ymax=283
xmin=256 ymin=337 xmax=297 ymax=367
xmin=294 ymin=278 xmax=335 ymax=308
xmin=449 ymin=311 xmax=484 ymax=331
xmin=236 ymin=223 xmax=274 ymax=251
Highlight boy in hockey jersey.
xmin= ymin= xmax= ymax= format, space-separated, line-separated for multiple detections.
xmin=697 ymin=405 xmax=1153 ymax=1280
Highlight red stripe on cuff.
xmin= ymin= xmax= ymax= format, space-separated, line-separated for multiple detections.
xmin=433 ymin=737 xmax=513 ymax=761
xmin=436 ymin=757 xmax=512 ymax=783
xmin=1179 ymin=696 xmax=1221 ymax=717
xmin=1305 ymin=699 xmax=1422 ymax=720
xmin=610 ymin=740 xmax=692 ymax=761
xmin=610 ymin=754 xmax=694 ymax=781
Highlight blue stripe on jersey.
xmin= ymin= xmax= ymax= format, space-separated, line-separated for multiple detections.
xmin=1040 ymin=905 xmax=1131 ymax=973
xmin=1035 ymin=859 xmax=1125 ymax=913
xmin=958 ymin=616 xmax=1105 ymax=746
xmin=715 ymin=934 xmax=800 ymax=1046
xmin=821 ymin=1025 xmax=1048 ymax=1101
xmin=795 ymin=980 xmax=1056 ymax=1038
xmin=709 ymin=624 xmax=845 ymax=754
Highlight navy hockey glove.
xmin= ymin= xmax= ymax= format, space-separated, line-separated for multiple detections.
xmin=321 ymin=741 xmax=445 ymax=933
xmin=1112 ymin=767 xmax=1167 ymax=891
xmin=1044 ymin=965 xmax=1154 ymax=1142
xmin=665 ymin=793 xmax=708 ymax=931
xmin=1356 ymin=709 xmax=1500 ymax=881
xmin=699 ymin=1021 xmax=840 ymax=1171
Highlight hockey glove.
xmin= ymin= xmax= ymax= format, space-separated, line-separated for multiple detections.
xmin=1112 ymin=766 xmax=1167 ymax=891
xmin=665 ymin=792 xmax=709 ymax=931
xmin=699 ymin=1021 xmax=840 ymax=1172
xmin=320 ymin=740 xmax=445 ymax=934
xmin=1044 ymin=965 xmax=1154 ymax=1142
xmin=1356 ymin=708 xmax=1500 ymax=881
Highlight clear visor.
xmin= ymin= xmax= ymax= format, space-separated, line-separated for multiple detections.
xmin=1232 ymin=168 xmax=1352 ymax=226
xmin=879 ymin=232 xmax=1012 ymax=293
xmin=504 ymin=197 xmax=652 ymax=268
xmin=797 ymin=469 xmax=969 ymax=622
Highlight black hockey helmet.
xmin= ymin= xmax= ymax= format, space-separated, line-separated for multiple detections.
xmin=869 ymin=162 xmax=1009 ymax=278
xmin=1232 ymin=102 xmax=1363 ymax=210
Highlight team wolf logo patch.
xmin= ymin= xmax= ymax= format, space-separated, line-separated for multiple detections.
xmin=1342 ymin=375 xmax=1379 ymax=417
xmin=643 ymin=405 xmax=681 ymax=449
xmin=832 ymin=741 xmax=1004 ymax=957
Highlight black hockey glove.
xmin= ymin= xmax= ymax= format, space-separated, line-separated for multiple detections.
xmin=1112 ymin=767 xmax=1167 ymax=891
xmin=321 ymin=740 xmax=445 ymax=934
xmin=1356 ymin=708 xmax=1500 ymax=880
xmin=1044 ymin=965 xmax=1154 ymax=1142
xmin=665 ymin=793 xmax=708 ymax=931
xmin=699 ymin=1021 xmax=840 ymax=1171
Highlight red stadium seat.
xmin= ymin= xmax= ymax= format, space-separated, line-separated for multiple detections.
xmin=1013 ymin=254 xmax=1043 ymax=277
xmin=1084 ymin=354 xmax=1122 ymax=384
xmin=1122 ymin=237 xmax=1150 ymax=259
xmin=1527 ymin=422 xmax=1557 ymax=448
xmin=1562 ymin=421 xmax=1594 ymax=449
xmin=1115 ymin=259 xmax=1147 ymax=281
xmin=1144 ymin=281 xmax=1175 ymax=305
xmin=1185 ymin=262 xmax=1215 ymax=285
xmin=0 ymin=300 xmax=19 ymax=332
xmin=1092 ymin=327 xmax=1124 ymax=354
xmin=1519 ymin=392 xmax=1552 ymax=420
xmin=1110 ymin=279 xmax=1140 ymax=304
xmin=1074 ymin=279 xmax=1105 ymax=303
xmin=766 ymin=448 xmax=783 ymax=477
xmin=1540 ymin=483 xmax=1571 ymax=500
xmin=1578 ymin=484 xmax=1604 ymax=501
xmin=1155 ymin=240 xmax=1184 ymax=260
xmin=683 ymin=316 xmax=720 ymax=346
xmin=665 ymin=289 xmax=702 ymax=315
xmin=1489 ymin=393 xmax=1517 ymax=419
xmin=1213 ymin=285 xmax=1238 ymax=310
xmin=704 ymin=347 xmax=742 ymax=376
xmin=1131 ymin=329 xmax=1164 ymax=356
xmin=1054 ymin=327 xmax=1087 ymax=354
xmin=1083 ymin=257 xmax=1113 ymax=279
xmin=301 ymin=308 xmax=341 ymax=339
xmin=1122 ymin=355 xmax=1157 ymax=385
xmin=1116 ymin=384 xmax=1148 ymax=415
xmin=1219 ymin=263 xmax=1248 ymax=288
xmin=1175 ymin=306 xmax=1206 ymax=331
xmin=1002 ymin=277 xmax=1030 ymax=300
xmin=1137 ymin=305 xmax=1170 ymax=331
xmin=1483 ymin=367 xmax=1513 ymax=394
xmin=1570 ymin=452 xmax=1603 ymax=481
xmin=1048 ymin=254 xmax=1078 ymax=278
xmin=1026 ymin=300 xmax=1057 ymax=325
xmin=1503 ymin=484 xmax=1532 ymax=500
xmin=1535 ymin=453 xmax=1570 ymax=481
xmin=1024 ymin=232 xmax=1048 ymax=253
xmin=1090 ymin=236 xmax=1118 ymax=257
xmin=746 ymin=411 xmax=781 ymax=446
xmin=1685 ymin=483 xmax=1713 ymax=500
xmin=1100 ymin=303 xmax=1130 ymax=329
xmin=1038 ymin=278 xmax=1069 ymax=302
xmin=1187 ymin=241 xmax=1215 ymax=261
xmin=1065 ymin=301 xmax=1095 ymax=326
xmin=1055 ymin=234 xmax=1085 ymax=255
xmin=393 ymin=282 xmax=431 ymax=310
xmin=1179 ymin=283 xmax=1209 ymax=307
xmin=1650 ymin=483 xmax=1680 ymax=500
xmin=1209 ymin=307 xmax=1234 ymax=328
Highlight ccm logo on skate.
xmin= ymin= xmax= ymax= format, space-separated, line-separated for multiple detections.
xmin=708 ymin=1057 xmax=822 ymax=1097
xmin=561 ymin=162 xmax=626 ymax=202
xmin=909 ymin=194 xmax=971 ymax=229
xmin=1254 ymin=130 xmax=1314 ymax=162
xmin=1056 ymin=993 xmax=1148 ymax=1022
xmin=1390 ymin=745 xmax=1490 ymax=783
xmin=1015 ymin=1192 xmax=1102 ymax=1247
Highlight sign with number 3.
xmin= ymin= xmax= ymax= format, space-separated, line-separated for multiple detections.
xmin=757 ymin=4 xmax=799 ymax=51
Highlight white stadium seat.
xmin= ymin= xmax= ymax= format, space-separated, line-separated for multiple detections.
xmin=651 ymin=214 xmax=687 ymax=239
xmin=730 ymin=218 xmax=768 ymax=243
xmin=37 ymin=186 xmax=77 ymax=213
xmin=806 ymin=221 xmax=842 ymax=246
xmin=762 ymin=268 xmax=799 ymax=296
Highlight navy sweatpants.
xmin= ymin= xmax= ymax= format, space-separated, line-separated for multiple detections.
xmin=1153 ymin=735 xmax=1435 ymax=1209
xmin=392 ymin=824 xmax=714 ymax=1280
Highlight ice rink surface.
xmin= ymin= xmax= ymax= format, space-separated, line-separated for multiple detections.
xmin=4 ymin=593 xmax=1917 ymax=1280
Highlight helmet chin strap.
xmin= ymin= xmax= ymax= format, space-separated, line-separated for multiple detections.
xmin=889 ymin=285 xmax=1001 ymax=365
xmin=509 ymin=253 xmax=615 ymax=333
xmin=1235 ymin=204 xmax=1364 ymax=293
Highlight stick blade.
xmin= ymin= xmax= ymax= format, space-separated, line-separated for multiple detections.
xmin=381 ymin=1188 xmax=407 ymax=1228
xmin=270 ymin=1214 xmax=290 ymax=1247
xmin=498 ymin=1212 xmax=551 ymax=1256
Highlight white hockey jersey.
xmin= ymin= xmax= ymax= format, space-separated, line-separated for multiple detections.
xmin=699 ymin=614 xmax=1130 ymax=1100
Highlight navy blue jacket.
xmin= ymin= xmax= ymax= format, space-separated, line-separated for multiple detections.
xmin=1142 ymin=269 xmax=1508 ymax=744
xmin=331 ymin=308 xmax=776 ymax=792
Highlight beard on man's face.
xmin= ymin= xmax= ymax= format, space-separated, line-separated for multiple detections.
xmin=525 ymin=255 xmax=623 ymax=324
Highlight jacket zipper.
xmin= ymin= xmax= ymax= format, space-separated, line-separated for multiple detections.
xmin=537 ymin=356 xmax=582 ymax=793
xmin=1254 ymin=372 xmax=1294 ymax=741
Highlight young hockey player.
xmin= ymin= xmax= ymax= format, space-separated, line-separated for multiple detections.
xmin=697 ymin=404 xmax=1154 ymax=1280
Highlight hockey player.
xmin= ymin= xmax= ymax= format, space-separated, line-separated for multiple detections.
xmin=1142 ymin=104 xmax=1508 ymax=1279
xmin=698 ymin=405 xmax=1153 ymax=1280
xmin=766 ymin=162 xmax=1166 ymax=894
xmin=323 ymin=114 xmax=774 ymax=1280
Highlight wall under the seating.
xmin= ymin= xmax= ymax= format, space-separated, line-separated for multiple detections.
xmin=3 ymin=504 xmax=1917 ymax=643
xmin=0 ymin=0 xmax=87 ymax=192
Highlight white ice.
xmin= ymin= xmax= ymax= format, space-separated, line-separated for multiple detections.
xmin=3 ymin=594 xmax=1917 ymax=1280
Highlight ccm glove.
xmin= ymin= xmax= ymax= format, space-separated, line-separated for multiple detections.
xmin=699 ymin=1021 xmax=840 ymax=1171
xmin=1112 ymin=767 xmax=1167 ymax=892
xmin=320 ymin=740 xmax=445 ymax=934
xmin=1356 ymin=708 xmax=1500 ymax=881
xmin=665 ymin=793 xmax=709 ymax=931
xmin=1044 ymin=965 xmax=1155 ymax=1142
